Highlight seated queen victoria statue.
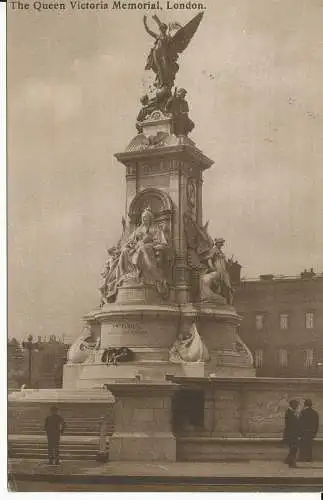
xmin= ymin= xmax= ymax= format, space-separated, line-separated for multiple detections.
xmin=100 ymin=207 xmax=173 ymax=304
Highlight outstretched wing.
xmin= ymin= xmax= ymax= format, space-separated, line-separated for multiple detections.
xmin=170 ymin=12 xmax=204 ymax=55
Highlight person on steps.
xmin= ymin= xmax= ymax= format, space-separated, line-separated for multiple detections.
xmin=44 ymin=405 xmax=65 ymax=465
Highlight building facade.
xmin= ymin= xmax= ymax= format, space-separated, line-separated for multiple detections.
xmin=234 ymin=271 xmax=323 ymax=378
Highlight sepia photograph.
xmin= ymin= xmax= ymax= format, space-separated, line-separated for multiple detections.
xmin=6 ymin=0 xmax=323 ymax=492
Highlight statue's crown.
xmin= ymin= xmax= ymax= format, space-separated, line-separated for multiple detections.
xmin=142 ymin=206 xmax=153 ymax=217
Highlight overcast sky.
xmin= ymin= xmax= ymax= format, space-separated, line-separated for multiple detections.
xmin=8 ymin=0 xmax=323 ymax=341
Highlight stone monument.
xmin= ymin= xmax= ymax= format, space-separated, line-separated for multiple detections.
xmin=9 ymin=13 xmax=323 ymax=466
xmin=59 ymin=13 xmax=254 ymax=462
xmin=64 ymin=12 xmax=254 ymax=391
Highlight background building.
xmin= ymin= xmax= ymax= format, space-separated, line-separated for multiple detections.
xmin=234 ymin=269 xmax=323 ymax=377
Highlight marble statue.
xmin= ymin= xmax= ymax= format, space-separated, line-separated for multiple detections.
xmin=99 ymin=245 xmax=121 ymax=305
xmin=183 ymin=214 xmax=234 ymax=304
xmin=67 ymin=327 xmax=99 ymax=364
xmin=101 ymin=206 xmax=173 ymax=302
xmin=169 ymin=322 xmax=210 ymax=363
xmin=200 ymin=238 xmax=233 ymax=305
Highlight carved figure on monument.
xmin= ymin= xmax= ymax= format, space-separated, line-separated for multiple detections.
xmin=141 ymin=13 xmax=204 ymax=116
xmin=136 ymin=94 xmax=160 ymax=132
xmin=99 ymin=245 xmax=121 ymax=305
xmin=166 ymin=88 xmax=195 ymax=136
xmin=234 ymin=336 xmax=254 ymax=365
xmin=101 ymin=207 xmax=173 ymax=301
xmin=184 ymin=213 xmax=213 ymax=263
xmin=83 ymin=336 xmax=101 ymax=364
xmin=200 ymin=238 xmax=234 ymax=305
xmin=169 ymin=322 xmax=210 ymax=363
xmin=144 ymin=13 xmax=203 ymax=92
xmin=67 ymin=326 xmax=99 ymax=364
xmin=183 ymin=214 xmax=234 ymax=304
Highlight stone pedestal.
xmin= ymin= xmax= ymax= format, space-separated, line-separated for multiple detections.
xmin=106 ymin=381 xmax=179 ymax=462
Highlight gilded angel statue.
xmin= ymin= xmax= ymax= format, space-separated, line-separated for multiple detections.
xmin=143 ymin=12 xmax=204 ymax=93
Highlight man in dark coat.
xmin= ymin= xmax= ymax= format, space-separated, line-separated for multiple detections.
xmin=283 ymin=399 xmax=300 ymax=468
xmin=44 ymin=406 xmax=65 ymax=465
xmin=299 ymin=398 xmax=319 ymax=462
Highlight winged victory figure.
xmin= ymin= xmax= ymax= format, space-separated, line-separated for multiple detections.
xmin=143 ymin=12 xmax=204 ymax=95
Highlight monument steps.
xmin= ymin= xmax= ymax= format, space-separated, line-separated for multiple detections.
xmin=8 ymin=413 xmax=115 ymax=436
xmin=9 ymin=437 xmax=107 ymax=461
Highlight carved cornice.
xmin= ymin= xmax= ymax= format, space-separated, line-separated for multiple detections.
xmin=105 ymin=381 xmax=180 ymax=398
xmin=138 ymin=159 xmax=170 ymax=176
xmin=115 ymin=143 xmax=213 ymax=172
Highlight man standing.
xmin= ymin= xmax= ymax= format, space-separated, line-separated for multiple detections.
xmin=283 ymin=399 xmax=300 ymax=468
xmin=44 ymin=406 xmax=65 ymax=465
xmin=299 ymin=398 xmax=319 ymax=462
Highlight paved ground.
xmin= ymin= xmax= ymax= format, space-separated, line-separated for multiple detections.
xmin=8 ymin=458 xmax=323 ymax=491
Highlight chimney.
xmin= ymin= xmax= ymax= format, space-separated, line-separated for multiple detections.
xmin=301 ymin=268 xmax=316 ymax=279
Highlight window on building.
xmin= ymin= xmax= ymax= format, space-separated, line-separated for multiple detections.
xmin=255 ymin=314 xmax=264 ymax=330
xmin=305 ymin=312 xmax=314 ymax=329
xmin=254 ymin=349 xmax=263 ymax=368
xmin=278 ymin=349 xmax=288 ymax=367
xmin=305 ymin=348 xmax=314 ymax=368
xmin=279 ymin=314 xmax=289 ymax=330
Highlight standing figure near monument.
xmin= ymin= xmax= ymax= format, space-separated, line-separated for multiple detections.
xmin=200 ymin=238 xmax=233 ymax=304
xmin=283 ymin=399 xmax=300 ymax=468
xmin=44 ymin=406 xmax=65 ymax=465
xmin=298 ymin=398 xmax=319 ymax=462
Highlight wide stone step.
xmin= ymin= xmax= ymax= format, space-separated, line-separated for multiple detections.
xmin=8 ymin=437 xmax=109 ymax=461
xmin=10 ymin=443 xmax=100 ymax=450
xmin=13 ymin=430 xmax=99 ymax=436
xmin=10 ymin=451 xmax=98 ymax=460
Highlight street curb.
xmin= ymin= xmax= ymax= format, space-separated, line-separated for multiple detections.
xmin=10 ymin=472 xmax=323 ymax=486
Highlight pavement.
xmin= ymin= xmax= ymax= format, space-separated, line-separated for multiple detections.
xmin=8 ymin=458 xmax=323 ymax=491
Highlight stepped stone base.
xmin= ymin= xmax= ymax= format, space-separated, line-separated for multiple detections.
xmin=109 ymin=432 xmax=176 ymax=462
xmin=106 ymin=381 xmax=179 ymax=462
xmin=8 ymin=389 xmax=115 ymax=436
xmin=8 ymin=435 xmax=102 ymax=461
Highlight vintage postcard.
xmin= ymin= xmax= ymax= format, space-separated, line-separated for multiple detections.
xmin=6 ymin=0 xmax=323 ymax=492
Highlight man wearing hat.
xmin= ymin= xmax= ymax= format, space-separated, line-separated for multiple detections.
xmin=299 ymin=398 xmax=319 ymax=462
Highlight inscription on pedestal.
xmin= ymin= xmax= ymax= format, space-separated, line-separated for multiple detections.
xmin=107 ymin=321 xmax=148 ymax=336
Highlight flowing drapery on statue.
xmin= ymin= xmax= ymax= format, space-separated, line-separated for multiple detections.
xmin=183 ymin=213 xmax=234 ymax=304
xmin=143 ymin=13 xmax=204 ymax=93
xmin=200 ymin=237 xmax=233 ymax=305
xmin=67 ymin=327 xmax=100 ymax=364
xmin=100 ymin=207 xmax=173 ymax=303
xmin=169 ymin=323 xmax=210 ymax=363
